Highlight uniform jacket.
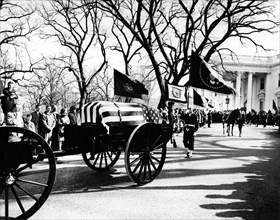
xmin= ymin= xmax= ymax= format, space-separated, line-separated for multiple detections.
xmin=180 ymin=113 xmax=199 ymax=132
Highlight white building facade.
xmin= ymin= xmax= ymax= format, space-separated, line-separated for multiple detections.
xmin=198 ymin=54 xmax=280 ymax=112
xmin=221 ymin=54 xmax=280 ymax=112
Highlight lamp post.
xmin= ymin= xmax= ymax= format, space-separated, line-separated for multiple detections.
xmin=225 ymin=96 xmax=230 ymax=110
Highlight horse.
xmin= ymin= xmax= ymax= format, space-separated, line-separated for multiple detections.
xmin=222 ymin=112 xmax=229 ymax=134
xmin=225 ymin=109 xmax=241 ymax=136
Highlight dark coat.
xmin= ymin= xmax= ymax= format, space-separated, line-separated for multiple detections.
xmin=180 ymin=113 xmax=199 ymax=132
xmin=31 ymin=111 xmax=43 ymax=134
xmin=1 ymin=88 xmax=18 ymax=114
xmin=180 ymin=112 xmax=199 ymax=150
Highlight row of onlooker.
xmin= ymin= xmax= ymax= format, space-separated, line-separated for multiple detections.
xmin=26 ymin=104 xmax=80 ymax=151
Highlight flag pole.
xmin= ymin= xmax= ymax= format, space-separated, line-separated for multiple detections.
xmin=187 ymin=86 xmax=190 ymax=109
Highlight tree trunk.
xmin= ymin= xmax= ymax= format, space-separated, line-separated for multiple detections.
xmin=79 ymin=88 xmax=87 ymax=110
xmin=157 ymin=94 xmax=167 ymax=109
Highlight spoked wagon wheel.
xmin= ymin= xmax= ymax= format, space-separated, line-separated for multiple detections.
xmin=82 ymin=138 xmax=121 ymax=171
xmin=0 ymin=126 xmax=56 ymax=219
xmin=125 ymin=123 xmax=167 ymax=185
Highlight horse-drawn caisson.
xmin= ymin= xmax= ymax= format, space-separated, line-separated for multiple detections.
xmin=0 ymin=101 xmax=172 ymax=219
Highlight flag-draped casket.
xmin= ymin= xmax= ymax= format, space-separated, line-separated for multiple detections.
xmin=81 ymin=101 xmax=160 ymax=134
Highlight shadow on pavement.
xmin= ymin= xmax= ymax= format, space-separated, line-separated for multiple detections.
xmin=198 ymin=129 xmax=280 ymax=220
xmin=49 ymin=126 xmax=280 ymax=220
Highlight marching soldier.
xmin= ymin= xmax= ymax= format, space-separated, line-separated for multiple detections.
xmin=180 ymin=108 xmax=199 ymax=158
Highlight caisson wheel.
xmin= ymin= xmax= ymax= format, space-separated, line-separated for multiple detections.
xmin=125 ymin=123 xmax=167 ymax=185
xmin=0 ymin=126 xmax=56 ymax=219
xmin=82 ymin=138 xmax=121 ymax=171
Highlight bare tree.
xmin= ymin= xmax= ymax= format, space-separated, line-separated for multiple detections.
xmin=40 ymin=0 xmax=108 ymax=108
xmin=98 ymin=0 xmax=279 ymax=108
xmin=107 ymin=2 xmax=144 ymax=76
xmin=0 ymin=0 xmax=40 ymax=83
xmin=87 ymin=65 xmax=113 ymax=101
xmin=23 ymin=58 xmax=71 ymax=108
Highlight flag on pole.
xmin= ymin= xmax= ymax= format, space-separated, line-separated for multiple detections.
xmin=205 ymin=97 xmax=215 ymax=108
xmin=166 ymin=83 xmax=187 ymax=103
xmin=273 ymin=100 xmax=277 ymax=111
xmin=187 ymin=51 xmax=236 ymax=95
xmin=193 ymin=89 xmax=206 ymax=107
xmin=114 ymin=69 xmax=148 ymax=99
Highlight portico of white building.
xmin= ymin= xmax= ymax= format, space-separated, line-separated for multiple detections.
xmin=200 ymin=54 xmax=280 ymax=113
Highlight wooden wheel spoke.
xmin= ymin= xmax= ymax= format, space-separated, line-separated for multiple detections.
xmin=132 ymin=159 xmax=142 ymax=174
xmin=151 ymin=135 xmax=163 ymax=149
xmin=104 ymin=152 xmax=109 ymax=167
xmin=106 ymin=151 xmax=113 ymax=162
xmin=142 ymin=161 xmax=147 ymax=181
xmin=147 ymin=159 xmax=152 ymax=179
xmin=130 ymin=151 xmax=144 ymax=155
xmin=83 ymin=149 xmax=120 ymax=171
xmin=18 ymin=169 xmax=50 ymax=177
xmin=150 ymin=155 xmax=160 ymax=164
xmin=92 ymin=152 xmax=101 ymax=167
xmin=152 ymin=142 xmax=164 ymax=151
xmin=14 ymin=183 xmax=39 ymax=202
xmin=11 ymin=185 xmax=26 ymax=215
xmin=151 ymin=150 xmax=164 ymax=155
xmin=99 ymin=152 xmax=105 ymax=168
xmin=17 ymin=178 xmax=48 ymax=187
xmin=15 ymin=159 xmax=42 ymax=175
xmin=149 ymin=157 xmax=157 ymax=171
xmin=136 ymin=162 xmax=144 ymax=180
xmin=130 ymin=155 xmax=143 ymax=166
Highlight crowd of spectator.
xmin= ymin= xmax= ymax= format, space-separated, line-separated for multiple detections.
xmin=0 ymin=82 xmax=80 ymax=151
xmin=27 ymin=104 xmax=81 ymax=151
xmin=159 ymin=106 xmax=280 ymax=134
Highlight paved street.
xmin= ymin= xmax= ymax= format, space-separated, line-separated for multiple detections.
xmin=31 ymin=123 xmax=280 ymax=220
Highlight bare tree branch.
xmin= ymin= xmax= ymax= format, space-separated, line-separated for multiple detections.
xmin=40 ymin=0 xmax=108 ymax=108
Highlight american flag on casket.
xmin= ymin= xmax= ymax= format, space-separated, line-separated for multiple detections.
xmin=81 ymin=101 xmax=160 ymax=133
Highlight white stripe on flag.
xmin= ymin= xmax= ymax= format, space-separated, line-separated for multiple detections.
xmin=102 ymin=116 xmax=121 ymax=124
xmin=121 ymin=115 xmax=145 ymax=122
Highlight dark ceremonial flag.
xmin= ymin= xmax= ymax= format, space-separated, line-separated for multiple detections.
xmin=114 ymin=69 xmax=148 ymax=99
xmin=193 ymin=89 xmax=205 ymax=107
xmin=187 ymin=51 xmax=236 ymax=95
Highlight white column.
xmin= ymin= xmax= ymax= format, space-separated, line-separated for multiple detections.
xmin=247 ymin=72 xmax=253 ymax=111
xmin=235 ymin=71 xmax=242 ymax=109
xmin=265 ymin=73 xmax=271 ymax=111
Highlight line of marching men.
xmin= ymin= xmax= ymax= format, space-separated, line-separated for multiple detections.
xmin=159 ymin=106 xmax=211 ymax=158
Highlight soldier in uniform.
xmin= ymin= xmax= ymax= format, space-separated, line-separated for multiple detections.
xmin=180 ymin=108 xmax=199 ymax=158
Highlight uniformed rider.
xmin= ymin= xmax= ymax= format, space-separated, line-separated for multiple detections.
xmin=180 ymin=108 xmax=199 ymax=158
